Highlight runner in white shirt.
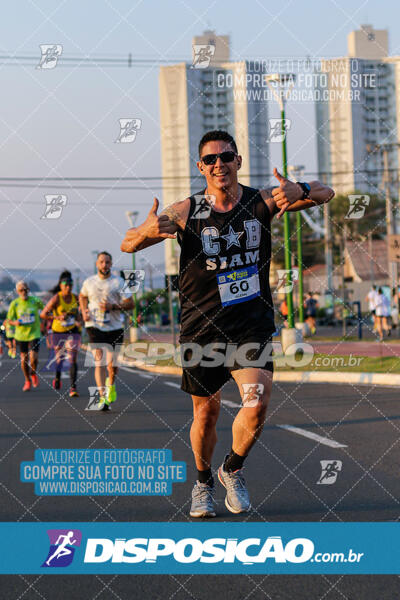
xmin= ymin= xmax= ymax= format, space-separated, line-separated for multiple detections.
xmin=365 ymin=285 xmax=379 ymax=332
xmin=79 ymin=251 xmax=133 ymax=410
xmin=375 ymin=287 xmax=390 ymax=341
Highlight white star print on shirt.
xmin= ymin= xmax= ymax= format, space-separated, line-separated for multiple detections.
xmin=221 ymin=225 xmax=243 ymax=249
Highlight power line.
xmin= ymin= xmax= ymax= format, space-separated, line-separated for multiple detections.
xmin=0 ymin=167 xmax=399 ymax=182
xmin=0 ymin=54 xmax=187 ymax=67
xmin=0 ymin=185 xmax=179 ymax=191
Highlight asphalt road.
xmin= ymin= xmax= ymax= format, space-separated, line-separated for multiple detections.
xmin=1 ymin=346 xmax=400 ymax=599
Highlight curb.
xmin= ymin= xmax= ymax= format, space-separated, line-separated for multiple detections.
xmin=273 ymin=371 xmax=400 ymax=387
xmin=118 ymin=356 xmax=181 ymax=376
xmin=120 ymin=359 xmax=400 ymax=387
xmin=82 ymin=346 xmax=400 ymax=386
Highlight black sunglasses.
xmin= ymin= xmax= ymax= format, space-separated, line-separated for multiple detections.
xmin=201 ymin=151 xmax=237 ymax=166
xmin=61 ymin=280 xmax=73 ymax=286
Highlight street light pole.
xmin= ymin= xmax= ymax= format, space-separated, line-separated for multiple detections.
xmin=288 ymin=165 xmax=305 ymax=323
xmin=280 ymin=108 xmax=294 ymax=328
xmin=266 ymin=74 xmax=296 ymax=329
xmin=91 ymin=250 xmax=99 ymax=274
xmin=125 ymin=211 xmax=139 ymax=334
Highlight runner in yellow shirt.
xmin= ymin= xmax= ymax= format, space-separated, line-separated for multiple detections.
xmin=40 ymin=271 xmax=82 ymax=397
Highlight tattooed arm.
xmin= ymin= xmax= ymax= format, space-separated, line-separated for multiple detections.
xmin=121 ymin=197 xmax=190 ymax=253
xmin=261 ymin=168 xmax=335 ymax=219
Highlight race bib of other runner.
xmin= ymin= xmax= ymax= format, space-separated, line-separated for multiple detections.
xmin=217 ymin=265 xmax=260 ymax=307
xmin=19 ymin=313 xmax=35 ymax=325
xmin=94 ymin=309 xmax=110 ymax=325
xmin=60 ymin=316 xmax=75 ymax=327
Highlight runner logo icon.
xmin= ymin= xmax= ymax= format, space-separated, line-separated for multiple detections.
xmin=191 ymin=44 xmax=215 ymax=68
xmin=42 ymin=529 xmax=81 ymax=567
xmin=317 ymin=460 xmax=343 ymax=485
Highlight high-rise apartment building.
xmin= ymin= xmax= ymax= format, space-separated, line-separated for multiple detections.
xmin=159 ymin=31 xmax=269 ymax=274
xmin=316 ymin=25 xmax=398 ymax=197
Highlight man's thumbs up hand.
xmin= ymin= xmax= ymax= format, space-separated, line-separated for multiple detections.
xmin=143 ymin=198 xmax=177 ymax=239
xmin=150 ymin=197 xmax=159 ymax=214
xmin=273 ymin=167 xmax=286 ymax=184
xmin=271 ymin=167 xmax=303 ymax=219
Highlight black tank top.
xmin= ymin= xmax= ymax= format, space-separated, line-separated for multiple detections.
xmin=177 ymin=185 xmax=275 ymax=343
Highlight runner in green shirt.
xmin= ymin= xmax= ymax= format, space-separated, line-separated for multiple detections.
xmin=7 ymin=281 xmax=45 ymax=392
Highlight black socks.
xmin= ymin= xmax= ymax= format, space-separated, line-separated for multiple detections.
xmin=197 ymin=468 xmax=214 ymax=487
xmin=224 ymin=449 xmax=247 ymax=473
xmin=70 ymin=363 xmax=77 ymax=387
xmin=196 ymin=450 xmax=247 ymax=485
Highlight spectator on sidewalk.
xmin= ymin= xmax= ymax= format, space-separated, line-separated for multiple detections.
xmin=279 ymin=298 xmax=289 ymax=328
xmin=365 ymin=285 xmax=379 ymax=333
xmin=375 ymin=287 xmax=391 ymax=342
xmin=304 ymin=292 xmax=318 ymax=335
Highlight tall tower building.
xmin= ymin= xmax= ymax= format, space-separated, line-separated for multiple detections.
xmin=315 ymin=25 xmax=397 ymax=196
xmin=159 ymin=32 xmax=269 ymax=274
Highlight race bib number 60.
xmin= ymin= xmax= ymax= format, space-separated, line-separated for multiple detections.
xmin=217 ymin=265 xmax=261 ymax=307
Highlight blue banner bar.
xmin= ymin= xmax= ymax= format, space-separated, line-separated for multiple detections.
xmin=1 ymin=522 xmax=400 ymax=574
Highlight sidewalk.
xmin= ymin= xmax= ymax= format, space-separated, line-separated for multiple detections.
xmin=135 ymin=326 xmax=400 ymax=358
xmin=115 ymin=326 xmax=400 ymax=387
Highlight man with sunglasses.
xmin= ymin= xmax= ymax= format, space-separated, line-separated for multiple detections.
xmin=7 ymin=280 xmax=45 ymax=392
xmin=121 ymin=129 xmax=334 ymax=517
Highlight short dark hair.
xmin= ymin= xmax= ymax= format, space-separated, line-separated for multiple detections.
xmin=97 ymin=251 xmax=112 ymax=261
xmin=198 ymin=130 xmax=238 ymax=157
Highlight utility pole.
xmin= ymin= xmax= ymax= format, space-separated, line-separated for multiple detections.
xmin=367 ymin=143 xmax=400 ymax=295
xmin=342 ymin=224 xmax=347 ymax=337
xmin=321 ymin=172 xmax=334 ymax=308
xmin=382 ymin=146 xmax=398 ymax=295
xmin=368 ymin=231 xmax=374 ymax=286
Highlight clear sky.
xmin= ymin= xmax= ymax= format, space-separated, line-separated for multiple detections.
xmin=1 ymin=0 xmax=399 ymax=276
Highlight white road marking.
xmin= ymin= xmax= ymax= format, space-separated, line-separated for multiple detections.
xmin=221 ymin=399 xmax=240 ymax=408
xmin=277 ymin=424 xmax=347 ymax=448
xmin=42 ymin=371 xmax=84 ymax=379
xmin=164 ymin=382 xmax=181 ymax=389
xmin=115 ymin=364 xmax=155 ymax=379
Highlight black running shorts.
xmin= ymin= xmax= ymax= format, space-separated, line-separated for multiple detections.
xmin=86 ymin=327 xmax=124 ymax=350
xmin=18 ymin=338 xmax=41 ymax=353
xmin=180 ymin=335 xmax=274 ymax=397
